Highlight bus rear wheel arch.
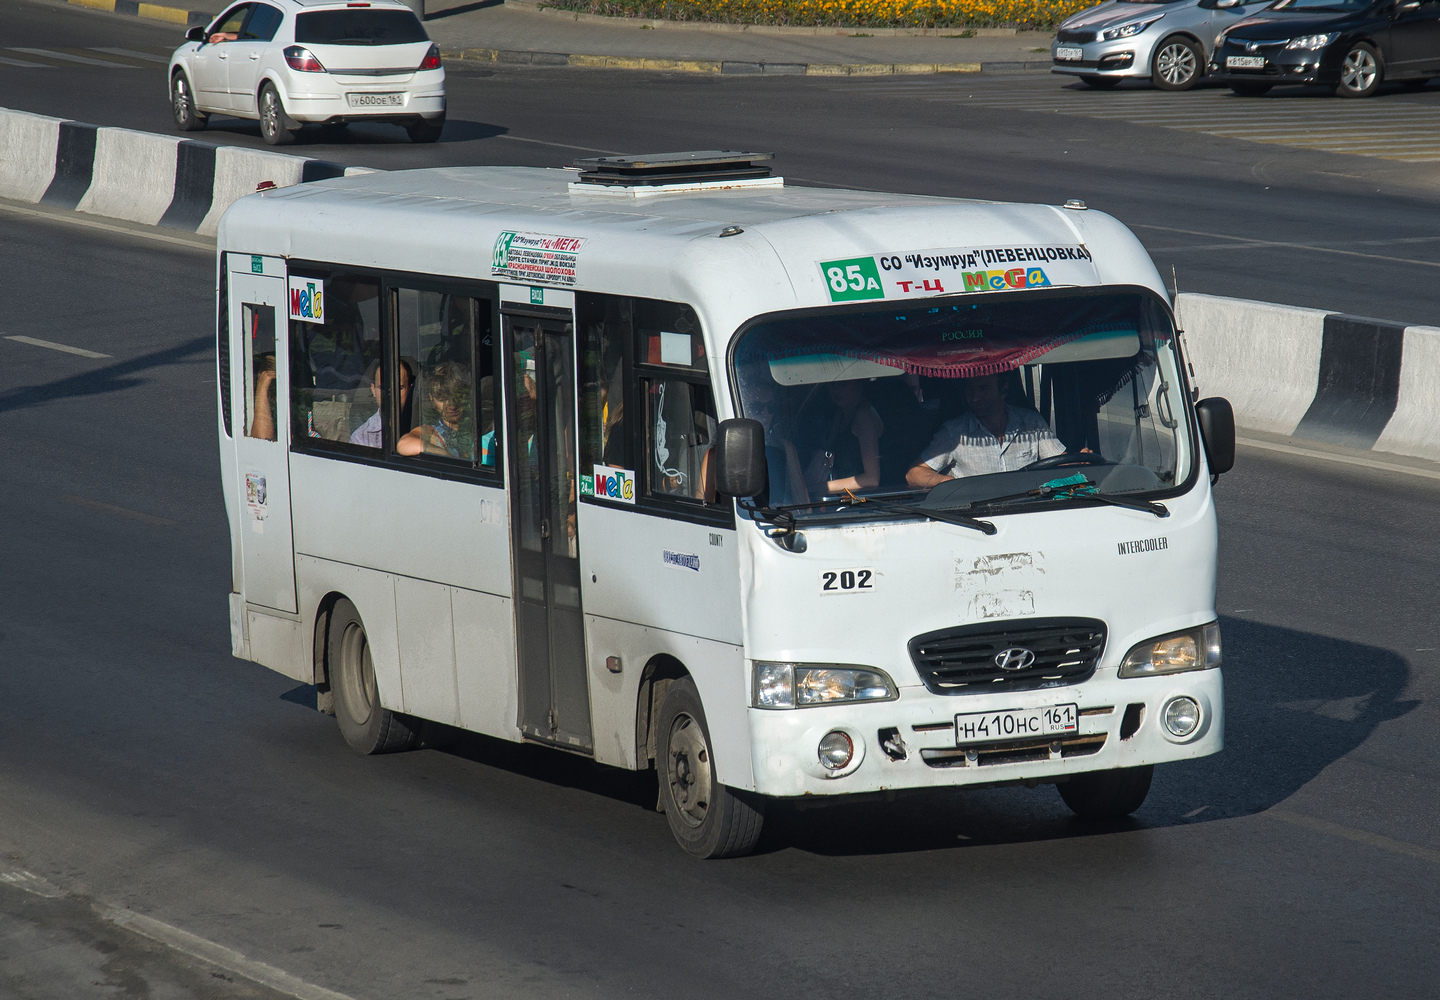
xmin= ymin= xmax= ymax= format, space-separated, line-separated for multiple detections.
xmin=327 ymin=598 xmax=417 ymax=754
xmin=655 ymin=676 xmax=765 ymax=858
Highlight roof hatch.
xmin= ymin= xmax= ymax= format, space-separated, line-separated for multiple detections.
xmin=568 ymin=151 xmax=781 ymax=197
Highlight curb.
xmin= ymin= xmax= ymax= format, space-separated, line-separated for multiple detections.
xmin=0 ymin=108 xmax=368 ymax=237
xmin=443 ymin=48 xmax=1048 ymax=75
xmin=1177 ymin=292 xmax=1440 ymax=465
xmin=65 ymin=0 xmax=208 ymax=26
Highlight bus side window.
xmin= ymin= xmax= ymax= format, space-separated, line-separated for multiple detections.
xmin=578 ymin=293 xmax=632 ymax=474
xmin=289 ymin=274 xmax=381 ymax=449
xmin=393 ymin=288 xmax=495 ymax=467
xmin=243 ymin=302 xmax=277 ymax=441
xmin=634 ymin=300 xmax=715 ymax=504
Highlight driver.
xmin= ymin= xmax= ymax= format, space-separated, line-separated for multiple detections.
xmin=906 ymin=372 xmax=1065 ymax=487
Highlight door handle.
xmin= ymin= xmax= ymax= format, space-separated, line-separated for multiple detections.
xmin=540 ymin=519 xmax=550 ymax=539
xmin=249 ymin=52 xmax=259 ymax=59
xmin=218 ymin=52 xmax=228 ymax=59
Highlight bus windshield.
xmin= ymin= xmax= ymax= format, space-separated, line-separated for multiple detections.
xmin=731 ymin=290 xmax=1194 ymax=519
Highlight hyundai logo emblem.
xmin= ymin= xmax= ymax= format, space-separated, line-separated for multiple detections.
xmin=994 ymin=647 xmax=1036 ymax=671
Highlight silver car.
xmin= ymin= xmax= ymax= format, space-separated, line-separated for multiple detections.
xmin=1052 ymin=0 xmax=1275 ymax=90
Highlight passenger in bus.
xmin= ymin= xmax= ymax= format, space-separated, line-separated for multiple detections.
xmin=801 ymin=379 xmax=884 ymax=498
xmin=249 ymin=353 xmax=277 ymax=442
xmin=397 ymin=362 xmax=474 ymax=460
xmin=349 ymin=358 xmax=414 ymax=449
xmin=744 ymin=374 xmax=807 ymax=506
xmin=905 ymin=372 xmax=1065 ymax=487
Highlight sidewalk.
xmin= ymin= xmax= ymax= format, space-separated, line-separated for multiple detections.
xmin=62 ymin=0 xmax=1056 ymax=73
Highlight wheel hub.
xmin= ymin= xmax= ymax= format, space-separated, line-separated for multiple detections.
xmin=666 ymin=714 xmax=711 ymax=828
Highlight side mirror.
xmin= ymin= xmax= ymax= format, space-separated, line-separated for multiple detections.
xmin=714 ymin=418 xmax=768 ymax=499
xmin=186 ymin=26 xmax=207 ymax=43
xmin=1215 ymin=0 xmax=1243 ymax=8
xmin=1195 ymin=397 xmax=1235 ymax=476
xmin=1397 ymin=0 xmax=1421 ymax=12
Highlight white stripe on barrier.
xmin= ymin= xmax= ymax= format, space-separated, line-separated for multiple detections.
xmin=199 ymin=144 xmax=310 ymax=237
xmin=0 ymin=108 xmax=60 ymax=202
xmin=1176 ymin=292 xmax=1328 ymax=436
xmin=75 ymin=126 xmax=181 ymax=227
xmin=1374 ymin=325 xmax=1440 ymax=464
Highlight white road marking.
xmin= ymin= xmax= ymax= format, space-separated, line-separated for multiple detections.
xmin=0 ymin=54 xmax=48 ymax=68
xmin=0 ymin=200 xmax=213 ymax=251
xmin=1135 ymin=223 xmax=1440 ymax=269
xmin=89 ymin=46 xmax=170 ymax=63
xmin=1182 ymin=805 xmax=1210 ymax=818
xmin=1267 ymin=808 xmax=1440 ymax=865
xmin=4 ymin=335 xmax=110 ymax=359
xmin=0 ymin=869 xmax=65 ymax=898
xmin=1237 ymin=436 xmax=1440 ymax=482
xmin=59 ymin=494 xmax=175 ymax=526
xmin=8 ymin=47 xmax=138 ymax=68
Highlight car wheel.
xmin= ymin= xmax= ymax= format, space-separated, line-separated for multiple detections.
xmin=328 ymin=598 xmax=417 ymax=754
xmin=1079 ymin=74 xmax=1122 ymax=89
xmin=656 ymin=677 xmax=765 ymax=858
xmin=259 ymin=82 xmax=297 ymax=146
xmin=1152 ymin=35 xmax=1202 ymax=91
xmin=1058 ymin=765 xmax=1154 ymax=819
xmin=171 ymin=72 xmax=207 ymax=132
xmin=1336 ymin=41 xmax=1382 ymax=98
xmin=405 ymin=116 xmax=445 ymax=144
xmin=1229 ymin=81 xmax=1272 ymax=97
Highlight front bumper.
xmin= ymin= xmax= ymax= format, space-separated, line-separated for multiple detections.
xmin=1209 ymin=44 xmax=1339 ymax=87
xmin=1051 ymin=37 xmax=1152 ymax=77
xmin=283 ymin=92 xmax=446 ymax=124
xmin=748 ymin=667 xmax=1223 ymax=797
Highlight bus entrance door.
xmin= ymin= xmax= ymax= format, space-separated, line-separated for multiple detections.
xmin=505 ymin=309 xmax=593 ymax=752
xmin=230 ymin=257 xmax=296 ymax=614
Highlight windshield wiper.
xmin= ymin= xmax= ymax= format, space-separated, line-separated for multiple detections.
xmin=972 ymin=477 xmax=1169 ymax=518
xmin=828 ymin=492 xmax=997 ymax=535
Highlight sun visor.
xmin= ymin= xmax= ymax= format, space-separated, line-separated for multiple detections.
xmin=769 ymin=353 xmax=907 ymax=386
xmin=1030 ymin=328 xmax=1140 ymax=364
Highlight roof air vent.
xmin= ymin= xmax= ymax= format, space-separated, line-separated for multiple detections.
xmin=568 ymin=151 xmax=781 ymax=197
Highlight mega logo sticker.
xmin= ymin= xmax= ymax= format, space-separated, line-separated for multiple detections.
xmin=492 ymin=231 xmax=586 ymax=287
xmin=818 ymin=244 xmax=1095 ymax=303
xmin=288 ymin=276 xmax=324 ymax=324
xmin=592 ymin=464 xmax=635 ymax=504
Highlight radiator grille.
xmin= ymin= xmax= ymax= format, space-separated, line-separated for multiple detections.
xmin=908 ymin=618 xmax=1106 ymax=695
xmin=1056 ymin=29 xmax=1096 ymax=43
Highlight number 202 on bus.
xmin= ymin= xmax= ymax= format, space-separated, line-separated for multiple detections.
xmin=820 ymin=568 xmax=875 ymax=594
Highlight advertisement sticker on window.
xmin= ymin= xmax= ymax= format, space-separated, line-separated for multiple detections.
xmin=492 ymin=231 xmax=586 ymax=287
xmin=288 ymin=275 xmax=324 ymax=324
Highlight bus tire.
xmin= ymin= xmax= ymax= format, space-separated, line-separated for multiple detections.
xmin=328 ymin=598 xmax=417 ymax=754
xmin=656 ymin=677 xmax=765 ymax=859
xmin=1057 ymin=764 xmax=1153 ymax=819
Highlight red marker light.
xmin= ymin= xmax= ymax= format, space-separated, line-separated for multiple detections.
xmin=283 ymin=46 xmax=326 ymax=72
xmin=419 ymin=43 xmax=441 ymax=71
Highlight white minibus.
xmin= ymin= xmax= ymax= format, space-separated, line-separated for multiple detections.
xmin=216 ymin=152 xmax=1234 ymax=858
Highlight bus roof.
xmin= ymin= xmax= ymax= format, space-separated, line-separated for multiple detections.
xmin=218 ymin=166 xmax=1169 ymax=344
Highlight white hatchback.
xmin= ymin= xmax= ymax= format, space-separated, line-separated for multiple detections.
xmin=167 ymin=0 xmax=446 ymax=145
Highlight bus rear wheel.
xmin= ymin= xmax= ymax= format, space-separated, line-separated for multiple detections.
xmin=1058 ymin=764 xmax=1153 ymax=818
xmin=656 ymin=677 xmax=765 ymax=858
xmin=329 ymin=598 xmax=417 ymax=754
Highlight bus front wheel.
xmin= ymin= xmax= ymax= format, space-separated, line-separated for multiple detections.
xmin=1057 ymin=764 xmax=1153 ymax=819
xmin=329 ymin=599 xmax=417 ymax=754
xmin=656 ymin=677 xmax=765 ymax=858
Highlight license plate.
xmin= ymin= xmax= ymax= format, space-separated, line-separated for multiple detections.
xmin=1055 ymin=46 xmax=1084 ymax=61
xmin=347 ymin=92 xmax=405 ymax=108
xmin=955 ymin=704 xmax=1078 ymax=744
xmin=1227 ymin=55 xmax=1266 ymax=69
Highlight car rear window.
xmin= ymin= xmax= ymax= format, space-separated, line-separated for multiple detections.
xmin=293 ymin=10 xmax=429 ymax=45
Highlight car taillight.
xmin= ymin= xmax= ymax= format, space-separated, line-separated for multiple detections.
xmin=283 ymin=46 xmax=325 ymax=73
xmin=419 ymin=44 xmax=441 ymax=71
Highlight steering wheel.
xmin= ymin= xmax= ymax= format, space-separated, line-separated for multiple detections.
xmin=1023 ymin=452 xmax=1110 ymax=471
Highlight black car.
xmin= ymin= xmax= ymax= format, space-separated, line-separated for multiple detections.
xmin=1209 ymin=0 xmax=1440 ymax=96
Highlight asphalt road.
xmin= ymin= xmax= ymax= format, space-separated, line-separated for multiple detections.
xmin=1 ymin=199 xmax=1438 ymax=998
xmin=7 ymin=0 xmax=1440 ymax=325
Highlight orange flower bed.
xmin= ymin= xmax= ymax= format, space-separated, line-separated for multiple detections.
xmin=547 ymin=0 xmax=1087 ymax=30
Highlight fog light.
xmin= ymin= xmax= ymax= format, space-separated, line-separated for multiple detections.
xmin=818 ymin=731 xmax=854 ymax=770
xmin=1163 ymin=696 xmax=1200 ymax=738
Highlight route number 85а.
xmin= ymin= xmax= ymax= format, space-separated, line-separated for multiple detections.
xmin=820 ymin=568 xmax=875 ymax=594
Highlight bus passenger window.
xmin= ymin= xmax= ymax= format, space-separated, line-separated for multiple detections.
xmin=394 ymin=288 xmax=493 ymax=466
xmin=578 ymin=294 xmax=631 ymax=472
xmin=242 ymin=303 xmax=277 ymax=441
xmin=289 ymin=274 xmax=381 ymax=449
xmin=646 ymin=379 xmax=717 ymax=502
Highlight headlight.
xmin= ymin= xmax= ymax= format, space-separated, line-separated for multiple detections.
xmin=1286 ymin=32 xmax=1337 ymax=50
xmin=1100 ymin=15 xmax=1162 ymax=41
xmin=1118 ymin=622 xmax=1222 ymax=678
xmin=751 ymin=662 xmax=897 ymax=708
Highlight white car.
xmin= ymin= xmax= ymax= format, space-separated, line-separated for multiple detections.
xmin=167 ymin=0 xmax=446 ymax=145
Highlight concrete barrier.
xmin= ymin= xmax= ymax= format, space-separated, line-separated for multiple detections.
xmin=0 ymin=107 xmax=366 ymax=237
xmin=1178 ymin=292 xmax=1440 ymax=465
